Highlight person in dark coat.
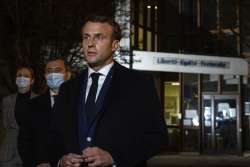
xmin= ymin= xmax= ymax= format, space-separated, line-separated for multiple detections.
xmin=0 ymin=66 xmax=37 ymax=167
xmin=51 ymin=15 xmax=167 ymax=167
xmin=28 ymin=58 xmax=70 ymax=167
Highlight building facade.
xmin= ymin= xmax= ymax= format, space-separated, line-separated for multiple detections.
xmin=115 ymin=0 xmax=250 ymax=155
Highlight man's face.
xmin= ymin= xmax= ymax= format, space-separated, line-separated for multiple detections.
xmin=81 ymin=22 xmax=119 ymax=71
xmin=45 ymin=59 xmax=68 ymax=80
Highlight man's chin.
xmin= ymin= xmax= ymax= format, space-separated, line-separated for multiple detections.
xmin=88 ymin=62 xmax=100 ymax=68
xmin=85 ymin=58 xmax=97 ymax=65
xmin=87 ymin=59 xmax=97 ymax=65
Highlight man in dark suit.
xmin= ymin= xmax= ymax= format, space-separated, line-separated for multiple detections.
xmin=52 ymin=15 xmax=167 ymax=167
xmin=28 ymin=58 xmax=70 ymax=167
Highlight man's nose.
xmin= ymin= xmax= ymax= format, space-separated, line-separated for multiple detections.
xmin=87 ymin=38 xmax=96 ymax=46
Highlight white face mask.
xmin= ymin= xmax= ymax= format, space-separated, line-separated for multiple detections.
xmin=16 ymin=76 xmax=31 ymax=93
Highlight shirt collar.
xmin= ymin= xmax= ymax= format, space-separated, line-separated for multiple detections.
xmin=87 ymin=62 xmax=114 ymax=78
xmin=50 ymin=90 xmax=58 ymax=97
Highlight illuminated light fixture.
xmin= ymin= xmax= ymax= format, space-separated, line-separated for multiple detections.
xmin=164 ymin=82 xmax=180 ymax=86
xmin=171 ymin=82 xmax=180 ymax=86
xmin=147 ymin=5 xmax=151 ymax=9
xmin=154 ymin=6 xmax=158 ymax=10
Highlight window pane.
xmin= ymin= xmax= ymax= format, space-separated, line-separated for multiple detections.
xmin=203 ymin=96 xmax=213 ymax=152
xmin=155 ymin=33 xmax=158 ymax=51
xmin=131 ymin=24 xmax=135 ymax=48
xmin=139 ymin=0 xmax=144 ymax=26
xmin=147 ymin=31 xmax=152 ymax=51
xmin=203 ymin=0 xmax=217 ymax=30
xmin=167 ymin=128 xmax=181 ymax=152
xmin=183 ymin=73 xmax=199 ymax=152
xmin=164 ymin=82 xmax=180 ymax=126
xmin=222 ymin=75 xmax=239 ymax=92
xmin=202 ymin=74 xmax=219 ymax=92
xmin=138 ymin=27 xmax=143 ymax=49
xmin=183 ymin=74 xmax=199 ymax=127
xmin=147 ymin=6 xmax=151 ymax=28
xmin=243 ymin=77 xmax=250 ymax=150
xmin=222 ymin=0 xmax=237 ymax=28
xmin=154 ymin=5 xmax=158 ymax=31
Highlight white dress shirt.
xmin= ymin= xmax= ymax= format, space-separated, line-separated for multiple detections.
xmin=50 ymin=90 xmax=58 ymax=107
xmin=85 ymin=62 xmax=114 ymax=101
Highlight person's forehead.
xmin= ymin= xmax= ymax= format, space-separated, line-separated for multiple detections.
xmin=46 ymin=59 xmax=65 ymax=69
xmin=16 ymin=68 xmax=32 ymax=75
xmin=82 ymin=22 xmax=113 ymax=34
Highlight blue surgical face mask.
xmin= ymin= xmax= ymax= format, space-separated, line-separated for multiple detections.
xmin=16 ymin=76 xmax=30 ymax=88
xmin=16 ymin=77 xmax=31 ymax=93
xmin=47 ymin=73 xmax=65 ymax=90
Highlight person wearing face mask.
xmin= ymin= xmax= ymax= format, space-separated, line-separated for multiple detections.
xmin=0 ymin=66 xmax=37 ymax=167
xmin=27 ymin=57 xmax=70 ymax=167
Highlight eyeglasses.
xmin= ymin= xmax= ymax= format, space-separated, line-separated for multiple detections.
xmin=82 ymin=34 xmax=106 ymax=44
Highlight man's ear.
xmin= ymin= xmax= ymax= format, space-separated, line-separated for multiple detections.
xmin=112 ymin=40 xmax=120 ymax=52
xmin=31 ymin=78 xmax=34 ymax=85
xmin=66 ymin=71 xmax=71 ymax=80
xmin=44 ymin=73 xmax=48 ymax=81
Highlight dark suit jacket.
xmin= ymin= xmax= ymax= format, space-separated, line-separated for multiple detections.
xmin=51 ymin=62 xmax=167 ymax=167
xmin=10 ymin=92 xmax=37 ymax=167
xmin=0 ymin=92 xmax=36 ymax=163
xmin=29 ymin=90 xmax=59 ymax=166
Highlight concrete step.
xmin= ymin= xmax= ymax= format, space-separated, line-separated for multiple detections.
xmin=148 ymin=155 xmax=250 ymax=167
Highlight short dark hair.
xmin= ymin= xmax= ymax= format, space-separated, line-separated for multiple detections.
xmin=45 ymin=57 xmax=69 ymax=70
xmin=16 ymin=65 xmax=34 ymax=79
xmin=82 ymin=15 xmax=122 ymax=41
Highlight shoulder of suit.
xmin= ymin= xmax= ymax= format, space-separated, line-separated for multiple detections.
xmin=31 ymin=92 xmax=38 ymax=99
xmin=61 ymin=70 xmax=86 ymax=87
xmin=30 ymin=91 xmax=49 ymax=101
xmin=3 ymin=91 xmax=38 ymax=99
xmin=114 ymin=63 xmax=151 ymax=81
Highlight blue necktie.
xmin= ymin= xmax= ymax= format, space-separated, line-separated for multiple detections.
xmin=85 ymin=73 xmax=101 ymax=124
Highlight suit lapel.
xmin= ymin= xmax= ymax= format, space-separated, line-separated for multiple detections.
xmin=70 ymin=70 xmax=88 ymax=122
xmin=95 ymin=62 xmax=121 ymax=119
xmin=74 ymin=70 xmax=88 ymax=152
xmin=45 ymin=91 xmax=53 ymax=112
xmin=94 ymin=66 xmax=114 ymax=119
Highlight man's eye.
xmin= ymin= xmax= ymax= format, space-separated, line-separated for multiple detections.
xmin=82 ymin=36 xmax=89 ymax=40
xmin=96 ymin=35 xmax=104 ymax=40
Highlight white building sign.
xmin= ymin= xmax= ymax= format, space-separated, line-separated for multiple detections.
xmin=132 ymin=51 xmax=248 ymax=75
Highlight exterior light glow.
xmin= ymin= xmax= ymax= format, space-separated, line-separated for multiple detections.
xmin=171 ymin=82 xmax=180 ymax=86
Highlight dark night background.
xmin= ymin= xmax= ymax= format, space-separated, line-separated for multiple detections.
xmin=0 ymin=0 xmax=114 ymax=95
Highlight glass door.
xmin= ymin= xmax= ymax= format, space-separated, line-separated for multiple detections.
xmin=164 ymin=81 xmax=181 ymax=152
xmin=202 ymin=95 xmax=241 ymax=154
xmin=203 ymin=95 xmax=213 ymax=153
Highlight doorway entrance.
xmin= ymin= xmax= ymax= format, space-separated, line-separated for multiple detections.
xmin=202 ymin=95 xmax=241 ymax=154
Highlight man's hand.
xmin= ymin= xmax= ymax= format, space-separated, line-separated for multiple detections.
xmin=82 ymin=147 xmax=114 ymax=167
xmin=36 ymin=163 xmax=51 ymax=167
xmin=59 ymin=153 xmax=83 ymax=167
